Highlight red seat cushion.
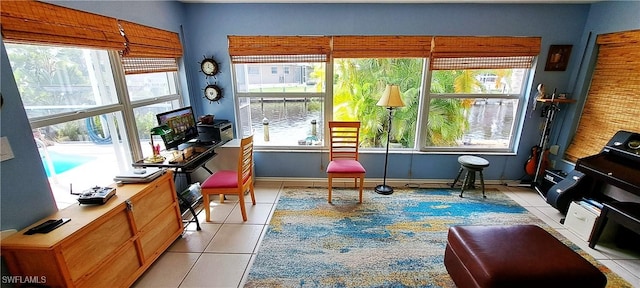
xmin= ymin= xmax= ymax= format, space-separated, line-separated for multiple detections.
xmin=327 ymin=159 xmax=366 ymax=173
xmin=202 ymin=170 xmax=238 ymax=189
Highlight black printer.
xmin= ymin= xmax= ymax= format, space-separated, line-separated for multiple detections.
xmin=197 ymin=119 xmax=233 ymax=144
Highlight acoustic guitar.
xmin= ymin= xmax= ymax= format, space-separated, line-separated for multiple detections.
xmin=525 ymin=145 xmax=549 ymax=176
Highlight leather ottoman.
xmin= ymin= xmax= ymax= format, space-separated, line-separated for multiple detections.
xmin=444 ymin=225 xmax=607 ymax=288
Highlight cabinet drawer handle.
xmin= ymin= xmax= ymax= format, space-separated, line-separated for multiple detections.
xmin=573 ymin=212 xmax=585 ymax=221
xmin=126 ymin=200 xmax=134 ymax=211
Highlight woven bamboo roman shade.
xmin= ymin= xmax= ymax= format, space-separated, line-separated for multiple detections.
xmin=0 ymin=0 xmax=124 ymax=51
xmin=119 ymin=20 xmax=183 ymax=58
xmin=121 ymin=58 xmax=179 ymax=75
xmin=564 ymin=29 xmax=640 ymax=162
xmin=332 ymin=36 xmax=432 ymax=58
xmin=430 ymin=36 xmax=541 ymax=70
xmin=228 ymin=35 xmax=331 ymax=63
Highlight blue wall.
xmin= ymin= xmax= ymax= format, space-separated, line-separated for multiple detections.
xmin=2 ymin=1 xmax=639 ymax=231
xmin=183 ymin=3 xmax=592 ymax=180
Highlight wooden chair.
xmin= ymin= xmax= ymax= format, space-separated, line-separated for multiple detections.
xmin=201 ymin=135 xmax=256 ymax=221
xmin=327 ymin=121 xmax=366 ymax=203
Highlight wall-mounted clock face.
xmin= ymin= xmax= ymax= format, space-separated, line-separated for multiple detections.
xmin=200 ymin=57 xmax=219 ymax=77
xmin=204 ymin=84 xmax=223 ymax=103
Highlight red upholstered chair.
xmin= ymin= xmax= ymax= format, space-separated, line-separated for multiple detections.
xmin=202 ymin=135 xmax=255 ymax=222
xmin=327 ymin=121 xmax=366 ymax=203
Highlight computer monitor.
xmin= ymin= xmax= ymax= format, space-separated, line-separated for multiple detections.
xmin=156 ymin=106 xmax=198 ymax=150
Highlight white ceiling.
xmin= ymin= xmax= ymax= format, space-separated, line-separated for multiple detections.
xmin=181 ymin=0 xmax=603 ymax=3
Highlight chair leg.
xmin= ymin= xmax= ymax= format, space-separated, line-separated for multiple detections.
xmin=328 ymin=175 xmax=333 ymax=203
xmin=204 ymin=193 xmax=211 ymax=222
xmin=238 ymin=190 xmax=247 ymax=221
xmin=452 ymin=167 xmax=463 ymax=188
xmin=249 ymin=182 xmax=256 ymax=205
xmin=358 ymin=176 xmax=364 ymax=204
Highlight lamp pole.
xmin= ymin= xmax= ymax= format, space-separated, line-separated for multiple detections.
xmin=375 ymin=84 xmax=404 ymax=195
xmin=375 ymin=107 xmax=394 ymax=195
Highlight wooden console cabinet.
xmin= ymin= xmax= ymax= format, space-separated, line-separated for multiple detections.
xmin=1 ymin=170 xmax=183 ymax=288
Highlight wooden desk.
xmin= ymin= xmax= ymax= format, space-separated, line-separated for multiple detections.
xmin=1 ymin=171 xmax=182 ymax=288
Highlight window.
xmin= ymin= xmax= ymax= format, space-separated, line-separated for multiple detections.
xmin=229 ymin=35 xmax=331 ymax=148
xmin=333 ymin=58 xmax=424 ymax=149
xmin=6 ymin=44 xmax=183 ymax=209
xmin=426 ymin=67 xmax=528 ymax=150
xmin=234 ymin=62 xmax=326 ymax=147
xmin=271 ymin=67 xmax=278 ymax=74
xmin=229 ymin=35 xmax=539 ymax=152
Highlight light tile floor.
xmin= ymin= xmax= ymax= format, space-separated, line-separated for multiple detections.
xmin=132 ymin=181 xmax=640 ymax=288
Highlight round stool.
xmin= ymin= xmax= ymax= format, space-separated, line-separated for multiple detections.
xmin=451 ymin=155 xmax=490 ymax=198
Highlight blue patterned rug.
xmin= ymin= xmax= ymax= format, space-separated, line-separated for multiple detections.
xmin=244 ymin=187 xmax=629 ymax=288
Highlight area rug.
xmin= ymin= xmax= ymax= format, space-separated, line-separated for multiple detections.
xmin=244 ymin=187 xmax=630 ymax=288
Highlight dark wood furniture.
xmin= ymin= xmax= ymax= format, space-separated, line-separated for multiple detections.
xmin=588 ymin=201 xmax=640 ymax=248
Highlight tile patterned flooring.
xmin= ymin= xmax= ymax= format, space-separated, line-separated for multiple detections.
xmin=132 ymin=181 xmax=640 ymax=288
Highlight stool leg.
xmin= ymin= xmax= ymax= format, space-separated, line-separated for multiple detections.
xmin=479 ymin=170 xmax=486 ymax=198
xmin=460 ymin=171 xmax=469 ymax=197
xmin=451 ymin=167 xmax=463 ymax=188
xmin=469 ymin=171 xmax=476 ymax=189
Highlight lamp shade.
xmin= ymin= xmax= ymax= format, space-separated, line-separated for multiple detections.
xmin=150 ymin=124 xmax=172 ymax=136
xmin=377 ymin=84 xmax=405 ymax=107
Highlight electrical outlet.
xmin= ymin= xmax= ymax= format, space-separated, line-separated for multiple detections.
xmin=549 ymin=145 xmax=559 ymax=155
xmin=550 ymin=160 xmax=556 ymax=169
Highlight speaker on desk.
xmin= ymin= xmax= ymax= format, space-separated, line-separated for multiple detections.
xmin=546 ymin=169 xmax=589 ymax=214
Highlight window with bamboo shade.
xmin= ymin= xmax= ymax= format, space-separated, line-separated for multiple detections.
xmin=1 ymin=0 xmax=183 ymax=74
xmin=332 ymin=35 xmax=432 ymax=58
xmin=228 ymin=35 xmax=331 ymax=63
xmin=564 ymin=29 xmax=640 ymax=162
xmin=430 ymin=36 xmax=541 ymax=70
xmin=0 ymin=0 xmax=124 ymax=51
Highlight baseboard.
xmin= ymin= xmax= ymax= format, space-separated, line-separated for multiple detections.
xmin=255 ymin=177 xmax=513 ymax=186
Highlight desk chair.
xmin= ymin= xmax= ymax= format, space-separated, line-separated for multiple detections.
xmin=201 ymin=135 xmax=255 ymax=221
xmin=327 ymin=121 xmax=366 ymax=203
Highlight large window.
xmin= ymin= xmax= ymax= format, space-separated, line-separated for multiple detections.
xmin=426 ymin=67 xmax=527 ymax=151
xmin=231 ymin=35 xmax=539 ymax=153
xmin=234 ymin=62 xmax=326 ymax=147
xmin=332 ymin=58 xmax=424 ymax=149
xmin=6 ymin=44 xmax=182 ymax=208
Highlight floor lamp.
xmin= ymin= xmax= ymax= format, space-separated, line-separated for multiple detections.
xmin=375 ymin=84 xmax=405 ymax=195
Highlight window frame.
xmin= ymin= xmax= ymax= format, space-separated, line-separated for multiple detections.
xmin=231 ymin=61 xmax=328 ymax=150
xmin=229 ymin=35 xmax=539 ymax=153
xmin=7 ymin=46 xmax=184 ymax=165
xmin=419 ymin=64 xmax=532 ymax=153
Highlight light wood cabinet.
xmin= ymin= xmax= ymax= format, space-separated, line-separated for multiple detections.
xmin=1 ymin=170 xmax=182 ymax=288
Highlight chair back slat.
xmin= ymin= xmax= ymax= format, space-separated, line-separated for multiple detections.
xmin=329 ymin=121 xmax=361 ymax=161
xmin=237 ymin=135 xmax=254 ymax=186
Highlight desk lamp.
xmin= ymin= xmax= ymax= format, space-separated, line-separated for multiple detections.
xmin=375 ymin=84 xmax=405 ymax=195
xmin=146 ymin=125 xmax=171 ymax=163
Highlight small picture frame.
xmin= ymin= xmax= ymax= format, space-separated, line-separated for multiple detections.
xmin=545 ymin=45 xmax=573 ymax=71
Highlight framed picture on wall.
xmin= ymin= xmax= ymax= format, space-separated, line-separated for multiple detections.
xmin=545 ymin=45 xmax=573 ymax=71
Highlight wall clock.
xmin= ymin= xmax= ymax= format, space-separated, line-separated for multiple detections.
xmin=199 ymin=56 xmax=219 ymax=78
xmin=203 ymin=84 xmax=223 ymax=103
